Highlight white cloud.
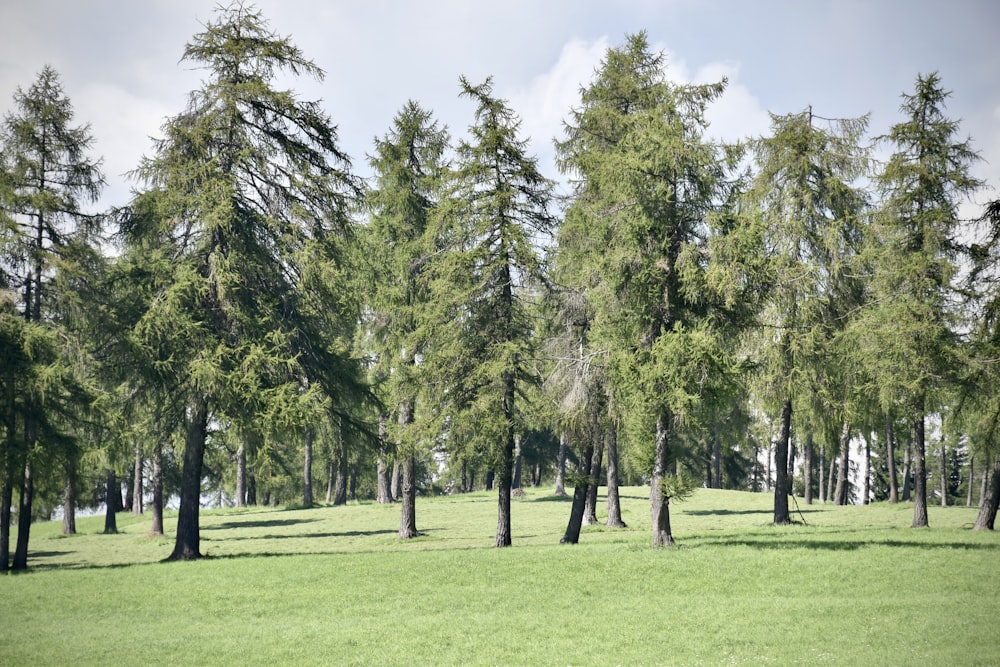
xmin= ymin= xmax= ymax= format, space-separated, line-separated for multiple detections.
xmin=75 ymin=83 xmax=173 ymax=211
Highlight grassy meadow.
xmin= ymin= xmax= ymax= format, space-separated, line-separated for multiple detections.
xmin=3 ymin=487 xmax=998 ymax=666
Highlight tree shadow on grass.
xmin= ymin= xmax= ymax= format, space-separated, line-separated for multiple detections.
xmin=203 ymin=517 xmax=321 ymax=531
xmin=693 ymin=535 xmax=999 ymax=551
xmin=684 ymin=508 xmax=825 ymax=517
xmin=201 ymin=528 xmax=397 ymax=542
xmin=531 ymin=494 xmax=573 ymax=503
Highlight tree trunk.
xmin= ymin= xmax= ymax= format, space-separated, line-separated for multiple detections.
xmin=773 ymin=399 xmax=791 ymax=524
xmin=973 ymin=451 xmax=1000 ymax=530
xmin=911 ymin=402 xmax=929 ymax=528
xmin=376 ymin=414 xmax=393 ymax=504
xmin=302 ymin=427 xmax=314 ymax=507
xmin=803 ymin=430 xmax=814 ymax=505
xmin=1 ymin=440 xmax=12 ymax=571
xmin=554 ymin=431 xmax=568 ymax=496
xmin=399 ymin=453 xmax=419 ymax=539
xmin=62 ymin=469 xmax=76 ymax=535
xmin=939 ymin=437 xmax=948 ymax=507
xmin=511 ymin=432 xmax=523 ymax=493
xmin=398 ymin=399 xmax=418 ymax=538
xmin=818 ymin=443 xmax=826 ymax=504
xmin=494 ymin=368 xmax=517 ymax=548
xmin=12 ymin=460 xmax=33 ymax=570
xmin=967 ymin=456 xmax=975 ymax=507
xmin=863 ymin=431 xmax=871 ymax=505
xmin=712 ymin=423 xmax=722 ymax=489
xmin=826 ymin=441 xmax=837 ymax=505
xmin=333 ymin=425 xmax=347 ymax=506
xmin=980 ymin=464 xmax=989 ymax=509
xmin=235 ymin=442 xmax=247 ymax=507
xmin=103 ymin=468 xmax=118 ymax=535
xmin=167 ymin=397 xmax=209 ymax=561
xmin=560 ymin=433 xmax=594 ymax=545
xmin=132 ymin=444 xmax=143 ymax=516
xmin=605 ymin=423 xmax=626 ymax=528
xmin=582 ymin=429 xmax=604 ymax=526
xmin=834 ymin=421 xmax=850 ymax=505
xmin=901 ymin=439 xmax=912 ymax=502
xmin=885 ymin=413 xmax=899 ymax=503
xmin=391 ymin=459 xmax=401 ymax=500
xmin=150 ymin=438 xmax=164 ymax=536
xmin=650 ymin=412 xmax=676 ymax=547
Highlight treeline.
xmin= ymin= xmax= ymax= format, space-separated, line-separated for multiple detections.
xmin=2 ymin=4 xmax=998 ymax=569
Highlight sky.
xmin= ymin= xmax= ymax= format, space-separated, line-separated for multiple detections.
xmin=1 ymin=0 xmax=998 ymax=216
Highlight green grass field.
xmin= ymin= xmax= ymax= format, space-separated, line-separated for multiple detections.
xmin=4 ymin=488 xmax=998 ymax=666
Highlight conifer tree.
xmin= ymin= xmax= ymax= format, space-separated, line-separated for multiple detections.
xmin=743 ymin=107 xmax=870 ymax=523
xmin=0 ymin=66 xmax=103 ymax=569
xmin=556 ymin=33 xmax=732 ymax=546
xmin=128 ymin=3 xmax=367 ymax=560
xmin=857 ymin=72 xmax=982 ymax=528
xmin=426 ymin=77 xmax=554 ymax=547
xmin=365 ymin=100 xmax=449 ymax=538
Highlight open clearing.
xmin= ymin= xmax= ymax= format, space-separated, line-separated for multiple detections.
xmin=4 ymin=488 xmax=998 ymax=666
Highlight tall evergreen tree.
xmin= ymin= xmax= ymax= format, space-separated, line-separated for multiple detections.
xmin=365 ymin=100 xmax=449 ymax=538
xmin=0 ymin=65 xmax=103 ymax=569
xmin=128 ymin=3 xmax=367 ymax=560
xmin=857 ymin=72 xmax=983 ymax=528
xmin=743 ymin=107 xmax=870 ymax=522
xmin=426 ymin=76 xmax=554 ymax=547
xmin=556 ymin=33 xmax=732 ymax=546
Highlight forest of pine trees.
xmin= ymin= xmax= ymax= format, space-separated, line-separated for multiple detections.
xmin=2 ymin=5 xmax=999 ymax=568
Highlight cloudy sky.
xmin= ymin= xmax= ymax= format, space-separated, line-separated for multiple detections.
xmin=1 ymin=0 xmax=998 ymax=214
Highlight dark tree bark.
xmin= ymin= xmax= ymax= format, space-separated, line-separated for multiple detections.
xmin=12 ymin=460 xmax=33 ymax=570
xmin=332 ymin=428 xmax=348 ymax=506
xmin=103 ymin=468 xmax=118 ymax=534
xmin=302 ymin=427 xmax=314 ymax=507
xmin=246 ymin=472 xmax=257 ymax=506
xmin=560 ymin=434 xmax=593 ymax=544
xmin=901 ymin=439 xmax=912 ymax=502
xmin=818 ymin=443 xmax=826 ymax=503
xmin=399 ymin=453 xmax=419 ymax=539
xmin=132 ymin=444 xmax=143 ymax=516
xmin=376 ymin=414 xmax=393 ymax=504
xmin=834 ymin=421 xmax=850 ymax=505
xmin=582 ymin=431 xmax=604 ymax=526
xmin=150 ymin=438 xmax=164 ymax=536
xmin=554 ymin=431 xmax=568 ymax=496
xmin=511 ymin=433 xmax=524 ymax=494
xmin=167 ymin=397 xmax=208 ymax=561
xmin=974 ymin=452 xmax=999 ymax=530
xmin=62 ymin=471 xmax=76 ymax=535
xmin=939 ymin=437 xmax=948 ymax=507
xmin=911 ymin=403 xmax=929 ymax=528
xmin=650 ymin=412 xmax=676 ymax=547
xmin=391 ymin=459 xmax=401 ymax=500
xmin=885 ymin=413 xmax=899 ymax=503
xmin=398 ymin=398 xmax=418 ymax=538
xmin=235 ymin=442 xmax=247 ymax=507
xmin=803 ymin=430 xmax=814 ymax=504
xmin=1 ymin=441 xmax=12 ymax=571
xmin=773 ymin=399 xmax=791 ymax=524
xmin=826 ymin=443 xmax=837 ymax=504
xmin=712 ymin=425 xmax=722 ymax=489
xmin=494 ymin=370 xmax=517 ymax=547
xmin=605 ymin=423 xmax=626 ymax=528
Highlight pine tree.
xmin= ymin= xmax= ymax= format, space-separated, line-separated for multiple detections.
xmin=743 ymin=107 xmax=871 ymax=522
xmin=859 ymin=72 xmax=983 ymax=528
xmin=0 ymin=66 xmax=103 ymax=569
xmin=365 ymin=100 xmax=449 ymax=538
xmin=426 ymin=76 xmax=554 ymax=547
xmin=128 ymin=3 xmax=367 ymax=560
xmin=555 ymin=33 xmax=732 ymax=546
